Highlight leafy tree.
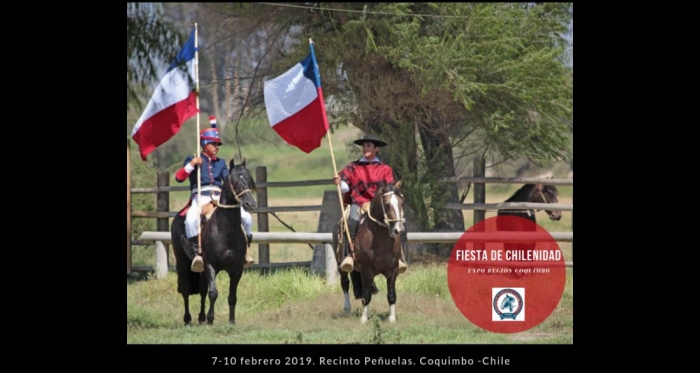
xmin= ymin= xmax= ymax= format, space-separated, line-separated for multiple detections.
xmin=127 ymin=3 xmax=187 ymax=240
xmin=178 ymin=3 xmax=573 ymax=255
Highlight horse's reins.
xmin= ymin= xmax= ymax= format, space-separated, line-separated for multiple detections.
xmin=201 ymin=175 xmax=254 ymax=247
xmin=212 ymin=174 xmax=253 ymax=209
xmin=365 ymin=190 xmax=408 ymax=264
xmin=367 ymin=191 xmax=405 ymax=234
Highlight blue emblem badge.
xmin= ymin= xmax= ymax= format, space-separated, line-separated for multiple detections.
xmin=492 ymin=288 xmax=524 ymax=320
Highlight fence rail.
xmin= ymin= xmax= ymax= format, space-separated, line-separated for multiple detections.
xmin=139 ymin=231 xmax=574 ymax=244
xmin=138 ymin=231 xmax=573 ymax=283
xmin=127 ymin=140 xmax=572 ymax=277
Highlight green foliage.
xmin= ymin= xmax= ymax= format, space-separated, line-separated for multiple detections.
xmin=268 ymin=2 xmax=573 ymax=231
xmin=129 ymin=141 xmax=156 ymax=240
xmin=363 ymin=2 xmax=573 ymax=163
xmin=128 ymin=2 xmax=573 ymax=238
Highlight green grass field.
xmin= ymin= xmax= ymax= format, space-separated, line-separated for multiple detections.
xmin=128 ymin=125 xmax=573 ymax=344
xmin=127 ymin=265 xmax=573 ymax=344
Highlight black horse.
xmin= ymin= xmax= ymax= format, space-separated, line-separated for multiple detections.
xmin=496 ymin=182 xmax=561 ymax=275
xmin=171 ymin=158 xmax=257 ymax=325
xmin=333 ymin=181 xmax=405 ymax=323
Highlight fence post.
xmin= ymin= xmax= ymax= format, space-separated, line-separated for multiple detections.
xmin=473 ymin=157 xmax=486 ymax=251
xmin=256 ymin=166 xmax=270 ymax=267
xmin=155 ymin=171 xmax=170 ymax=279
xmin=127 ymin=138 xmax=131 ymax=275
xmin=473 ymin=157 xmax=486 ymax=225
xmin=325 ymin=243 xmax=337 ymax=285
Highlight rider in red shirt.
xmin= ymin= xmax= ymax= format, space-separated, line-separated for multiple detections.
xmin=333 ymin=135 xmax=408 ymax=274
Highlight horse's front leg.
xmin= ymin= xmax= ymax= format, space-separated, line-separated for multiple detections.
xmin=360 ymin=271 xmax=375 ymax=324
xmin=386 ymin=270 xmax=399 ymax=323
xmin=198 ymin=290 xmax=206 ymax=324
xmin=182 ymin=294 xmax=192 ymax=325
xmin=204 ymin=264 xmax=218 ymax=325
xmin=227 ymin=267 xmax=244 ymax=325
xmin=340 ymin=271 xmax=351 ymax=313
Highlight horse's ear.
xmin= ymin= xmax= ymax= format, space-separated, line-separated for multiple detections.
xmin=229 ymin=159 xmax=235 ymax=169
xmin=242 ymin=157 xmax=247 ymax=166
xmin=394 ymin=180 xmax=402 ymax=189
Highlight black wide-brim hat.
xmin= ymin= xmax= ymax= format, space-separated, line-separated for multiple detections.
xmin=353 ymin=134 xmax=388 ymax=147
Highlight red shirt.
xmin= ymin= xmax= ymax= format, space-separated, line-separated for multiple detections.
xmin=339 ymin=160 xmax=395 ymax=206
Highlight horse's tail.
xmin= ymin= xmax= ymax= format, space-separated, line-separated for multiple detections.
xmin=350 ymin=270 xmax=363 ymax=299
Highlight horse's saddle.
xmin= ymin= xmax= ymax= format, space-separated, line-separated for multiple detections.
xmin=336 ymin=202 xmax=370 ymax=231
xmin=334 ymin=203 xmax=370 ymax=259
xmin=178 ymin=198 xmax=217 ymax=224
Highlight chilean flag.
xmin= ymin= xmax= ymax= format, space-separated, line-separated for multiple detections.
xmin=263 ymin=43 xmax=330 ymax=153
xmin=131 ymin=28 xmax=199 ymax=161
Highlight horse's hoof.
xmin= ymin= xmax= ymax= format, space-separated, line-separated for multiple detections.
xmin=389 ymin=316 xmax=396 ymax=323
xmin=361 ymin=317 xmax=368 ymax=324
xmin=343 ymin=307 xmax=351 ymax=313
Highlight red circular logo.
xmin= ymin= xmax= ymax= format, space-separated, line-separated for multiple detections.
xmin=447 ymin=215 xmax=566 ymax=333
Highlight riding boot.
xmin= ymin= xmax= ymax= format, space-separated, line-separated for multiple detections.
xmin=340 ymin=219 xmax=359 ymax=273
xmin=187 ymin=236 xmax=204 ymax=273
xmin=398 ymin=229 xmax=408 ymax=274
xmin=244 ymin=234 xmax=255 ymax=268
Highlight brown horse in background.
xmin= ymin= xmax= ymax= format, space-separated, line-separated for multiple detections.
xmin=332 ymin=181 xmax=405 ymax=323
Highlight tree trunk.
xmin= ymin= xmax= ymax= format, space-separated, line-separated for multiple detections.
xmin=418 ymin=122 xmax=465 ymax=257
xmin=210 ymin=60 xmax=221 ymax=123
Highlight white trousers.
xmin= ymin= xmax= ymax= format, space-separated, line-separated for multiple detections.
xmin=185 ymin=195 xmax=252 ymax=238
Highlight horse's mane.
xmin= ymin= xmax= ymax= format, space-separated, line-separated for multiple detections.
xmin=505 ymin=183 xmax=558 ymax=202
xmin=229 ymin=164 xmax=257 ymax=195
xmin=375 ymin=182 xmax=403 ymax=200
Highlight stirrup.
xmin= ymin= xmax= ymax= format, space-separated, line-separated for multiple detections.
xmin=398 ymin=259 xmax=407 ymax=274
xmin=191 ymin=255 xmax=204 ymax=273
xmin=244 ymin=252 xmax=254 ymax=268
xmin=340 ymin=256 xmax=354 ymax=273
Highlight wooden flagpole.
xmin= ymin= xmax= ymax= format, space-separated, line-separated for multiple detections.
xmin=308 ymin=38 xmax=354 ymax=260
xmin=195 ymin=23 xmax=202 ymax=254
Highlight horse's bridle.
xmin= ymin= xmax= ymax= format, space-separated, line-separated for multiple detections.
xmin=537 ymin=189 xmax=554 ymax=214
xmin=501 ymin=189 xmax=551 ymax=217
xmin=367 ymin=190 xmax=405 ymax=235
xmin=212 ymin=174 xmax=253 ymax=209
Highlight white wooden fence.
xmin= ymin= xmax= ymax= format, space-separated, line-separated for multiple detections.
xmin=128 ymin=139 xmax=573 ymax=278
xmin=138 ymin=231 xmax=573 ymax=283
